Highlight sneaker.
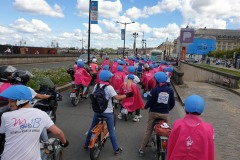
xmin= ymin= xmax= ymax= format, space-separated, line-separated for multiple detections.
xmin=117 ymin=113 xmax=122 ymax=120
xmin=133 ymin=116 xmax=140 ymax=122
xmin=138 ymin=149 xmax=144 ymax=156
xmin=114 ymin=147 xmax=123 ymax=155
xmin=136 ymin=114 xmax=142 ymax=118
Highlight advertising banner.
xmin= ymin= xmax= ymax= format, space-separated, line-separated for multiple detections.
xmin=121 ymin=29 xmax=125 ymax=40
xmin=91 ymin=1 xmax=98 ymax=24
xmin=187 ymin=38 xmax=216 ymax=55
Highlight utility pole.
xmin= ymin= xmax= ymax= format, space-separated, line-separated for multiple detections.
xmin=133 ymin=32 xmax=138 ymax=55
xmin=116 ymin=21 xmax=135 ymax=58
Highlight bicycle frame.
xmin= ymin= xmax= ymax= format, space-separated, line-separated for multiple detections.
xmin=88 ymin=118 xmax=109 ymax=148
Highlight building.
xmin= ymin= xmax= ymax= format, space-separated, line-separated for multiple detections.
xmin=157 ymin=38 xmax=174 ymax=58
xmin=194 ymin=28 xmax=240 ymax=51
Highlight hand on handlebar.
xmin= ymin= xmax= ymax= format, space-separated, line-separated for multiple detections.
xmin=60 ymin=139 xmax=69 ymax=148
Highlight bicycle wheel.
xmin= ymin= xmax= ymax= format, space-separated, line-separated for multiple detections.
xmin=54 ymin=148 xmax=64 ymax=160
xmin=90 ymin=135 xmax=102 ymax=160
xmin=156 ymin=135 xmax=161 ymax=160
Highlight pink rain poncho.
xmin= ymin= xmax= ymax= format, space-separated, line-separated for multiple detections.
xmin=167 ymin=114 xmax=214 ymax=160
xmin=74 ymin=68 xmax=92 ymax=86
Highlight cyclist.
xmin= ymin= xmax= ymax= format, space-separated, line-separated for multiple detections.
xmin=118 ymin=74 xmax=144 ymax=121
xmin=84 ymin=70 xmax=133 ymax=155
xmin=110 ymin=58 xmax=119 ymax=73
xmin=0 ymin=66 xmax=17 ymax=102
xmin=89 ymin=58 xmax=98 ymax=84
xmin=138 ymin=72 xmax=175 ymax=156
xmin=111 ymin=65 xmax=126 ymax=94
xmin=74 ymin=60 xmax=92 ymax=96
xmin=101 ymin=55 xmax=109 ymax=67
xmin=0 ymin=85 xmax=68 ymax=160
xmin=167 ymin=95 xmax=214 ymax=160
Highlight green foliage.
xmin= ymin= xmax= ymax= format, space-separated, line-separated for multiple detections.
xmin=27 ymin=67 xmax=71 ymax=90
xmin=210 ymin=48 xmax=240 ymax=59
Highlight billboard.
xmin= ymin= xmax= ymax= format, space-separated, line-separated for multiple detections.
xmin=186 ymin=38 xmax=216 ymax=55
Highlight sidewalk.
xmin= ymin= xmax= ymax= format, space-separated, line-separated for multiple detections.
xmin=172 ymin=81 xmax=240 ymax=160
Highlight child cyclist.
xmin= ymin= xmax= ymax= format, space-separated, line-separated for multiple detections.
xmin=138 ymin=72 xmax=175 ymax=156
xmin=118 ymin=74 xmax=144 ymax=121
xmin=84 ymin=70 xmax=133 ymax=155
xmin=167 ymin=95 xmax=214 ymax=160
xmin=74 ymin=60 xmax=92 ymax=96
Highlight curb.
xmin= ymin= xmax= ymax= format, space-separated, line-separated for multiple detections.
xmin=171 ymin=82 xmax=185 ymax=106
xmin=56 ymin=83 xmax=72 ymax=92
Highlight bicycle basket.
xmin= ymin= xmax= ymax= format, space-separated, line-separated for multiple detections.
xmin=154 ymin=121 xmax=171 ymax=137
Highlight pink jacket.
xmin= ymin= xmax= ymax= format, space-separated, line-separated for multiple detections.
xmin=167 ymin=114 xmax=214 ymax=160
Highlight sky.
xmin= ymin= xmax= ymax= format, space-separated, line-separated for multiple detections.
xmin=0 ymin=0 xmax=240 ymax=50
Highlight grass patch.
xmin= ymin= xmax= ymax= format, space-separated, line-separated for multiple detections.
xmin=196 ymin=64 xmax=240 ymax=76
xmin=27 ymin=67 xmax=71 ymax=90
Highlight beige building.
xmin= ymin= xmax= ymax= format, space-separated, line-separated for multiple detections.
xmin=194 ymin=28 xmax=240 ymax=51
xmin=156 ymin=38 xmax=174 ymax=57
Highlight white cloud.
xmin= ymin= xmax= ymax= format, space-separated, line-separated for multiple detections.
xmin=0 ymin=26 xmax=15 ymax=34
xmin=124 ymin=7 xmax=148 ymax=20
xmin=76 ymin=0 xmax=122 ymax=19
xmin=13 ymin=0 xmax=64 ymax=18
xmin=10 ymin=18 xmax=51 ymax=33
xmin=151 ymin=23 xmax=180 ymax=42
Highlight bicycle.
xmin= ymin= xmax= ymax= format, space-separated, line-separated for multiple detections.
xmin=40 ymin=138 xmax=64 ymax=160
xmin=88 ymin=116 xmax=109 ymax=160
xmin=70 ymin=83 xmax=89 ymax=106
xmin=152 ymin=119 xmax=171 ymax=160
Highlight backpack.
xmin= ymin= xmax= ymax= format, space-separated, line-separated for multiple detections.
xmin=90 ymin=84 xmax=109 ymax=113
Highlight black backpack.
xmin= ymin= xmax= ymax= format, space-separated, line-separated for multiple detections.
xmin=90 ymin=84 xmax=109 ymax=113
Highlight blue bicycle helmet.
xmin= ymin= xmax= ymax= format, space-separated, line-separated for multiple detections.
xmin=117 ymin=65 xmax=123 ymax=71
xmin=168 ymin=67 xmax=174 ymax=72
xmin=77 ymin=60 xmax=84 ymax=68
xmin=127 ymin=74 xmax=134 ymax=80
xmin=119 ymin=61 xmax=124 ymax=65
xmin=154 ymin=72 xmax=168 ymax=83
xmin=99 ymin=70 xmax=113 ymax=81
xmin=113 ymin=58 xmax=117 ymax=62
xmin=149 ymin=64 xmax=154 ymax=69
xmin=128 ymin=66 xmax=136 ymax=73
xmin=184 ymin=94 xmax=205 ymax=114
xmin=103 ymin=65 xmax=109 ymax=70
xmin=0 ymin=85 xmax=32 ymax=106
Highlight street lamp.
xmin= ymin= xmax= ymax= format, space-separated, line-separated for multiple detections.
xmin=116 ymin=21 xmax=135 ymax=57
xmin=80 ymin=38 xmax=85 ymax=54
xmin=133 ymin=32 xmax=138 ymax=55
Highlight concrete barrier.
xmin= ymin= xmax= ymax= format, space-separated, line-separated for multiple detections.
xmin=180 ymin=62 xmax=240 ymax=89
xmin=0 ymin=54 xmax=77 ymax=65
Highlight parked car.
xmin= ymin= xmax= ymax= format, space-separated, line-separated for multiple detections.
xmin=215 ymin=59 xmax=225 ymax=65
xmin=76 ymin=54 xmax=96 ymax=64
xmin=185 ymin=58 xmax=198 ymax=63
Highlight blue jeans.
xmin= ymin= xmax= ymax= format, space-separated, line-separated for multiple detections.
xmin=84 ymin=112 xmax=119 ymax=151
